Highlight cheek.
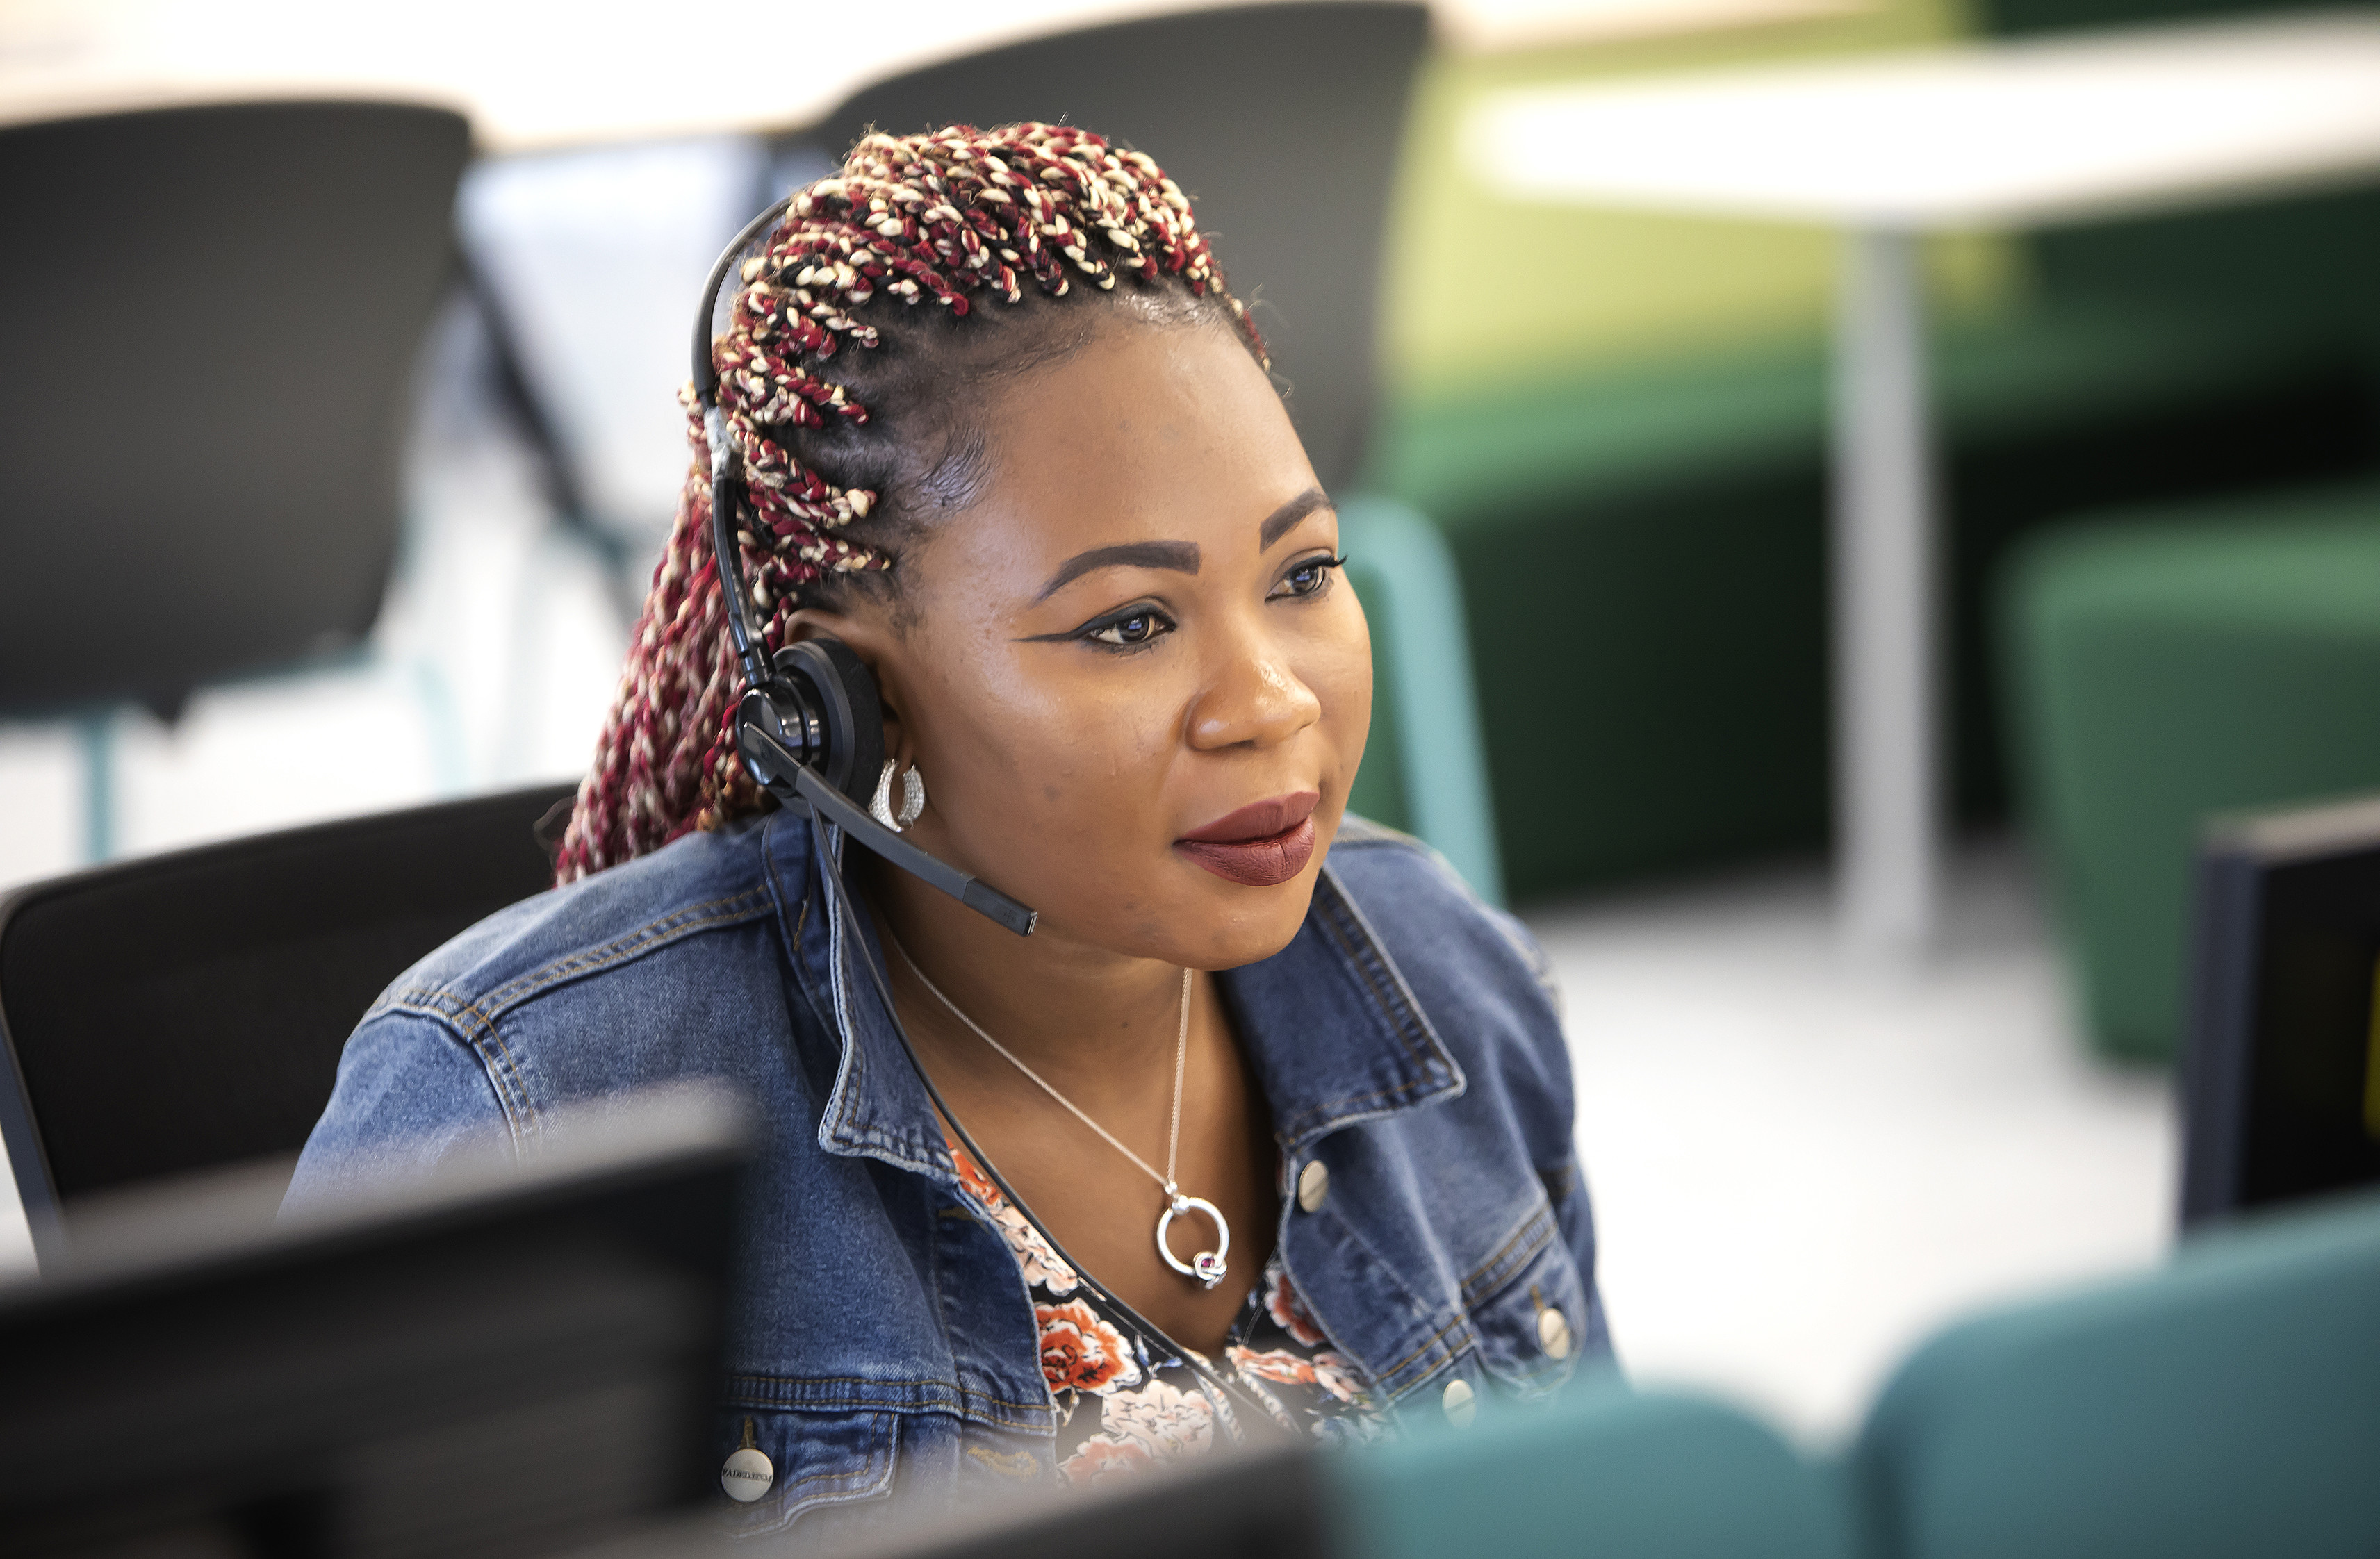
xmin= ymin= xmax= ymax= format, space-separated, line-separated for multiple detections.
xmin=920 ymin=640 xmax=1183 ymax=850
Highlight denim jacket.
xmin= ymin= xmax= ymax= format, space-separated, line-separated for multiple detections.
xmin=288 ymin=809 xmax=1611 ymax=1538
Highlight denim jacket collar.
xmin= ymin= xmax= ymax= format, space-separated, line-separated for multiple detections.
xmin=759 ymin=812 xmax=1467 ymax=1183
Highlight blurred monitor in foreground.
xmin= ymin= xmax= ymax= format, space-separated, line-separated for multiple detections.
xmin=590 ymin=1441 xmax=1324 ymax=1559
xmin=2185 ymin=794 xmax=2380 ymax=1225
xmin=0 ymin=1091 xmax=744 ymax=1559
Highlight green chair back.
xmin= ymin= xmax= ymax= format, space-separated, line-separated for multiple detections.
xmin=1853 ymin=1189 xmax=2380 ymax=1559
xmin=1340 ymin=496 xmax=1504 ymax=905
xmin=1331 ymin=1382 xmax=1852 ymax=1559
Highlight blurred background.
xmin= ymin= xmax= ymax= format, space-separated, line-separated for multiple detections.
xmin=5 ymin=0 xmax=2379 ymax=1453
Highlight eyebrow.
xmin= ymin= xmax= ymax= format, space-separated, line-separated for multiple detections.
xmin=1028 ymin=488 xmax=1338 ymax=604
xmin=1261 ymin=488 xmax=1333 ymax=550
xmin=1033 ymin=541 xmax=1201 ymax=603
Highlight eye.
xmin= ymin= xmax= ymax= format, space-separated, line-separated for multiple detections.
xmin=1084 ymin=606 xmax=1174 ymax=649
xmin=1271 ymin=552 xmax=1347 ymax=601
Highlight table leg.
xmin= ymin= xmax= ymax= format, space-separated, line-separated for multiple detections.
xmin=1831 ymin=228 xmax=1939 ymax=956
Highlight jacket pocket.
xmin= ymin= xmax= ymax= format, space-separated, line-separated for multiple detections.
xmin=713 ymin=1408 xmax=897 ymax=1540
xmin=1462 ymin=1200 xmax=1589 ymax=1399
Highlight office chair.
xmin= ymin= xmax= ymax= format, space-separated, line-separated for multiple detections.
xmin=0 ymin=99 xmax=473 ymax=858
xmin=0 ymin=781 xmax=575 ymax=1266
xmin=1853 ymin=1186 xmax=2380 ymax=1559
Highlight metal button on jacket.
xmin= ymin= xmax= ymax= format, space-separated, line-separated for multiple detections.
xmin=722 ymin=1417 xmax=774 ymax=1503
xmin=1296 ymin=1158 xmax=1330 ymax=1214
xmin=1441 ymin=1377 xmax=1477 ymax=1427
xmin=1537 ymin=1305 xmax=1574 ymax=1360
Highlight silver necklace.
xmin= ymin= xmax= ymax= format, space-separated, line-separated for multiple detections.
xmin=886 ymin=934 xmax=1231 ymax=1290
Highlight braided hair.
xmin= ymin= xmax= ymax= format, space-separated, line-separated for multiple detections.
xmin=555 ymin=123 xmax=1267 ymax=884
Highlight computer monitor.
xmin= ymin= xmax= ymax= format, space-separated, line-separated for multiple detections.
xmin=2183 ymin=792 xmax=2380 ymax=1225
xmin=0 ymin=1092 xmax=745 ymax=1559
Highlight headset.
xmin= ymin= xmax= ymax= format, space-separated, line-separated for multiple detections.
xmin=691 ymin=201 xmax=1037 ymax=937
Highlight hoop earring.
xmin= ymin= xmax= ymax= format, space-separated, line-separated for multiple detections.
xmin=870 ymin=760 xmax=905 ymax=833
xmin=897 ymin=764 xmax=926 ymax=829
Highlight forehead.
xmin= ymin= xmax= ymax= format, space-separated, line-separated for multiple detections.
xmin=946 ymin=317 xmax=1313 ymax=573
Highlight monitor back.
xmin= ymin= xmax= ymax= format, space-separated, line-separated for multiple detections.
xmin=0 ymin=1093 xmax=743 ymax=1559
xmin=2182 ymin=792 xmax=2380 ymax=1223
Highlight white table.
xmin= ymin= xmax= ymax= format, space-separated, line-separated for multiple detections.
xmin=1469 ymin=13 xmax=2380 ymax=955
xmin=0 ymin=0 xmax=1862 ymax=153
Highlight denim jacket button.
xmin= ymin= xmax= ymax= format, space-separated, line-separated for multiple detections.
xmin=1536 ymin=1305 xmax=1574 ymax=1360
xmin=1296 ymin=1159 xmax=1330 ymax=1214
xmin=1441 ymin=1377 xmax=1477 ymax=1427
xmin=721 ymin=1446 xmax=775 ymax=1502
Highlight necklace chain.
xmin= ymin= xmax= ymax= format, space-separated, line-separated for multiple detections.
xmin=885 ymin=932 xmax=1192 ymax=1196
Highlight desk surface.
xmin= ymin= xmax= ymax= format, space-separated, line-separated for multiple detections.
xmin=0 ymin=0 xmax=1861 ymax=154
xmin=1468 ymin=10 xmax=2380 ymax=228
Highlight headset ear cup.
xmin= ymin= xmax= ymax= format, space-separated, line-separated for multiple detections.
xmin=777 ymin=638 xmax=885 ymax=806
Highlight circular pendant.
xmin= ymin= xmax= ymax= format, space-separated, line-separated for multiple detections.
xmin=1155 ymin=1192 xmax=1231 ymax=1289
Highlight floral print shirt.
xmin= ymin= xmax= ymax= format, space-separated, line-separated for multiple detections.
xmin=947 ymin=1141 xmax=1390 ymax=1487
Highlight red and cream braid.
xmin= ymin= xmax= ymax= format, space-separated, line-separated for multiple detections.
xmin=555 ymin=123 xmax=1265 ymax=884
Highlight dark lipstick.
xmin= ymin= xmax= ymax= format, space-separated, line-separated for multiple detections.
xmin=1174 ymin=791 xmax=1320 ymax=887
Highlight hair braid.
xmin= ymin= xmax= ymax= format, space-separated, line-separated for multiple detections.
xmin=555 ymin=123 xmax=1265 ymax=884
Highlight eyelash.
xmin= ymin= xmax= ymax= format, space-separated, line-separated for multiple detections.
xmin=1076 ymin=553 xmax=1347 ymax=652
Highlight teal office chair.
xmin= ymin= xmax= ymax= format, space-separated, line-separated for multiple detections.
xmin=1853 ymin=1188 xmax=2380 ymax=1559
xmin=1331 ymin=1381 xmax=1851 ymax=1559
xmin=1342 ymin=496 xmax=1505 ymax=904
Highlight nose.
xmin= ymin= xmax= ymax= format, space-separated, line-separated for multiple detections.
xmin=1186 ymin=631 xmax=1322 ymax=752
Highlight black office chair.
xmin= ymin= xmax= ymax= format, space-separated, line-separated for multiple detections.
xmin=2181 ymin=791 xmax=2380 ymax=1226
xmin=0 ymin=99 xmax=473 ymax=855
xmin=0 ymin=782 xmax=575 ymax=1264
xmin=795 ymin=1 xmax=1428 ymax=496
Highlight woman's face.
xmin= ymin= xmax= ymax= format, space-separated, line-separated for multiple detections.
xmin=814 ymin=314 xmax=1372 ymax=971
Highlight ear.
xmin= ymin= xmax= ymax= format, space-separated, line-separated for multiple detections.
xmin=786 ymin=607 xmax=911 ymax=764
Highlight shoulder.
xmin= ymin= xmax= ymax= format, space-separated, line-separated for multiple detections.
xmin=376 ymin=817 xmax=788 ymax=1032
xmin=291 ymin=814 xmax=816 ymax=1205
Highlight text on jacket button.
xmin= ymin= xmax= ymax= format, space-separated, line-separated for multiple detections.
xmin=1297 ymin=1159 xmax=1330 ymax=1214
xmin=1441 ymin=1376 xmax=1477 ymax=1427
xmin=723 ymin=1416 xmax=774 ymax=1502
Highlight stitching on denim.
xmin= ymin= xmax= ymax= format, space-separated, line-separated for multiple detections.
xmin=477 ymin=889 xmax=771 ymax=1014
xmin=967 ymin=1446 xmax=1044 ymax=1480
xmin=1460 ymin=1201 xmax=1554 ymax=1305
xmin=1259 ymin=877 xmax=1453 ymax=1139
xmin=1270 ymin=1080 xmax=1429 ymax=1144
xmin=723 ymin=1374 xmax=1052 ymax=1419
xmin=734 ymin=1412 xmax=898 ymax=1536
xmin=1377 ymin=1309 xmax=1477 ymax=1385
xmin=764 ymin=822 xmax=836 ymax=1037
xmin=782 ymin=1451 xmax=892 ymax=1494
xmin=388 ymin=988 xmax=539 ymax=1139
xmin=1313 ymin=877 xmax=1436 ymax=1075
xmin=725 ymin=1399 xmax=1052 ymax=1430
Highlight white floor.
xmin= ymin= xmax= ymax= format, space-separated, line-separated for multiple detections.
xmin=0 ymin=297 xmax=2174 ymax=1442
xmin=1538 ymin=852 xmax=2174 ymax=1444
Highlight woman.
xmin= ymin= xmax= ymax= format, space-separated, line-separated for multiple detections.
xmin=292 ymin=122 xmax=1607 ymax=1537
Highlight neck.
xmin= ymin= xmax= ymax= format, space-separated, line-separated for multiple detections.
xmin=853 ymin=853 xmax=1194 ymax=1104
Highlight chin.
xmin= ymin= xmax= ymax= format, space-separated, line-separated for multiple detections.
xmin=1173 ymin=858 xmax=1327 ymax=970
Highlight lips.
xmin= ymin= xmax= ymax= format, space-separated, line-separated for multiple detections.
xmin=1175 ymin=791 xmax=1320 ymax=888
